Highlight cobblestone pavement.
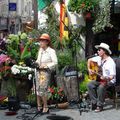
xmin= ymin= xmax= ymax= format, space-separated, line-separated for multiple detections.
xmin=0 ymin=101 xmax=120 ymax=120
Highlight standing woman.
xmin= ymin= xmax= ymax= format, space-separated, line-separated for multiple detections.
xmin=35 ymin=33 xmax=58 ymax=114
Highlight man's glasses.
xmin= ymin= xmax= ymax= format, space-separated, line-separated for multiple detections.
xmin=98 ymin=48 xmax=102 ymax=51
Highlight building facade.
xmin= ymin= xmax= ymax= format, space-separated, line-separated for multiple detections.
xmin=0 ymin=0 xmax=33 ymax=38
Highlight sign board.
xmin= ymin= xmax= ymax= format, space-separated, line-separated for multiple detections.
xmin=9 ymin=3 xmax=17 ymax=11
xmin=0 ymin=18 xmax=8 ymax=30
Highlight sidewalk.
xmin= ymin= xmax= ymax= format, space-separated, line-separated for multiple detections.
xmin=0 ymin=102 xmax=120 ymax=120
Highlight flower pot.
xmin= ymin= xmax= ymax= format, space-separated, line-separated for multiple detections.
xmin=57 ymin=102 xmax=69 ymax=109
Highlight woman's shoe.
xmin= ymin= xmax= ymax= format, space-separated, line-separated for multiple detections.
xmin=37 ymin=106 xmax=43 ymax=113
xmin=95 ymin=106 xmax=103 ymax=112
xmin=42 ymin=107 xmax=49 ymax=115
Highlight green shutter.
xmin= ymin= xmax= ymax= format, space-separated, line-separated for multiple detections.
xmin=37 ymin=0 xmax=53 ymax=11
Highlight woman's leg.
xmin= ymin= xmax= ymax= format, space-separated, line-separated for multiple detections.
xmin=42 ymin=95 xmax=49 ymax=112
xmin=37 ymin=95 xmax=42 ymax=111
xmin=39 ymin=70 xmax=50 ymax=113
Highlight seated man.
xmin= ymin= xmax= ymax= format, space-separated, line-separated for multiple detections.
xmin=87 ymin=43 xmax=116 ymax=112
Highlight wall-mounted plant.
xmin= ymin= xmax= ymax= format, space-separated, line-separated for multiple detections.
xmin=68 ymin=0 xmax=100 ymax=13
xmin=92 ymin=0 xmax=113 ymax=33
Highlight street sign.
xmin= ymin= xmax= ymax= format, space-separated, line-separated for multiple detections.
xmin=9 ymin=3 xmax=17 ymax=11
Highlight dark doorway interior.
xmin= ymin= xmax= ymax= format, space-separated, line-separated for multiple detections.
xmin=94 ymin=13 xmax=120 ymax=57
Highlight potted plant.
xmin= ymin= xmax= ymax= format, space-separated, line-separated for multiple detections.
xmin=48 ymin=86 xmax=68 ymax=108
xmin=1 ymin=32 xmax=39 ymax=101
xmin=68 ymin=0 xmax=100 ymax=20
xmin=68 ymin=0 xmax=100 ymax=13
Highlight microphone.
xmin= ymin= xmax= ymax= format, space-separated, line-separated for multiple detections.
xmin=87 ymin=53 xmax=98 ymax=59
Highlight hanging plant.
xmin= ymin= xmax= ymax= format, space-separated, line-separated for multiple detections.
xmin=68 ymin=0 xmax=100 ymax=13
xmin=92 ymin=0 xmax=113 ymax=34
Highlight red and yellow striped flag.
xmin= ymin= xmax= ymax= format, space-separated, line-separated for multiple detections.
xmin=60 ymin=0 xmax=69 ymax=41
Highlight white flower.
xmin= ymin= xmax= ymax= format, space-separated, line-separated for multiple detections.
xmin=12 ymin=68 xmax=20 ymax=75
xmin=27 ymin=67 xmax=32 ymax=71
xmin=21 ymin=70 xmax=27 ymax=73
xmin=11 ymin=65 xmax=20 ymax=74
xmin=28 ymin=74 xmax=32 ymax=80
xmin=11 ymin=64 xmax=33 ymax=75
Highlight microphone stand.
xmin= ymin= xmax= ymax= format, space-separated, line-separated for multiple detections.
xmin=72 ymin=39 xmax=83 ymax=115
xmin=61 ymin=21 xmax=90 ymax=115
xmin=31 ymin=68 xmax=40 ymax=120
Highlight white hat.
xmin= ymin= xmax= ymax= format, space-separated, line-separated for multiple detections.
xmin=95 ymin=43 xmax=112 ymax=55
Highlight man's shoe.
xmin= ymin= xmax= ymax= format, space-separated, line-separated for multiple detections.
xmin=95 ymin=106 xmax=103 ymax=112
xmin=91 ymin=104 xmax=97 ymax=110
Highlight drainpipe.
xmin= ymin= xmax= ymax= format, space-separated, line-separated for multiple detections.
xmin=33 ymin=0 xmax=38 ymax=29
xmin=7 ymin=0 xmax=10 ymax=33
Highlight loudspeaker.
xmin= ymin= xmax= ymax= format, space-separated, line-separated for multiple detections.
xmin=8 ymin=96 xmax=20 ymax=111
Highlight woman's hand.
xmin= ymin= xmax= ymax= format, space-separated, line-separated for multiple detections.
xmin=88 ymin=69 xmax=94 ymax=75
xmin=40 ymin=64 xmax=48 ymax=68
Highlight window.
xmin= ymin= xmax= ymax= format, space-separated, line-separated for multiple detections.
xmin=110 ymin=0 xmax=120 ymax=13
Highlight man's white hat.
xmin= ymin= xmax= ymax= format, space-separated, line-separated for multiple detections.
xmin=95 ymin=43 xmax=112 ymax=55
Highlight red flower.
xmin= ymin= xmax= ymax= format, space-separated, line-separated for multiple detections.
xmin=0 ymin=66 xmax=11 ymax=72
xmin=48 ymin=87 xmax=55 ymax=94
xmin=59 ymin=88 xmax=63 ymax=92
xmin=58 ymin=92 xmax=62 ymax=96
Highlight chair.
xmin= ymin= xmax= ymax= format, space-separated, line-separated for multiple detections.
xmin=105 ymin=84 xmax=116 ymax=106
xmin=113 ymin=58 xmax=120 ymax=109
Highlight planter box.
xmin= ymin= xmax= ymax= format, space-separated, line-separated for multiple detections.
xmin=56 ymin=76 xmax=79 ymax=102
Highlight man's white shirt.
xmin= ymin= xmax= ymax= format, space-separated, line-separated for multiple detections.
xmin=91 ymin=56 xmax=116 ymax=83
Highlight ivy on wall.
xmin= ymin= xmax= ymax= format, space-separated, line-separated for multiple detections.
xmin=92 ymin=0 xmax=113 ymax=33
xmin=68 ymin=0 xmax=113 ymax=34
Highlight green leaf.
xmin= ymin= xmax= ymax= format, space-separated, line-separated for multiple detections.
xmin=20 ymin=42 xmax=31 ymax=60
xmin=7 ymin=46 xmax=20 ymax=60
